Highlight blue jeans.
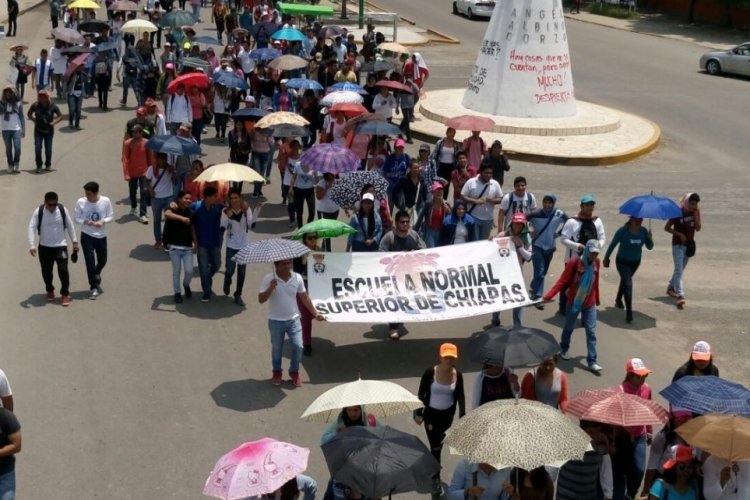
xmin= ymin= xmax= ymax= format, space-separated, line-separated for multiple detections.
xmin=197 ymin=246 xmax=221 ymax=295
xmin=0 ymin=470 xmax=15 ymax=500
xmin=224 ymin=247 xmax=246 ymax=296
xmin=67 ymin=94 xmax=83 ymax=127
xmin=560 ymin=305 xmax=598 ymax=366
xmin=34 ymin=130 xmax=53 ymax=168
xmin=424 ymin=227 xmax=440 ymax=248
xmin=668 ymin=244 xmax=689 ymax=297
xmin=81 ymin=233 xmax=107 ymax=290
xmin=2 ymin=130 xmax=21 ymax=167
xmin=191 ymin=2 xmax=200 ymax=19
xmin=174 ymin=170 xmax=189 ymax=197
xmin=530 ymin=247 xmax=555 ymax=298
xmin=268 ymin=318 xmax=303 ymax=374
xmin=251 ymin=151 xmax=270 ymax=195
xmin=128 ymin=177 xmax=148 ymax=216
xmin=473 ymin=217 xmax=494 ymax=241
xmin=121 ymin=74 xmax=136 ymax=104
xmin=169 ymin=246 xmax=193 ymax=294
xmin=297 ymin=474 xmax=318 ymax=500
xmin=151 ymin=196 xmax=173 ymax=242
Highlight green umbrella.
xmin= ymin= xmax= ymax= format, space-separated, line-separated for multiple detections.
xmin=159 ymin=9 xmax=197 ymax=29
xmin=180 ymin=57 xmax=211 ymax=72
xmin=292 ymin=219 xmax=356 ymax=240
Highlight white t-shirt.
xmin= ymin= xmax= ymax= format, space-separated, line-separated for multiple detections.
xmin=146 ymin=166 xmax=175 ymax=199
xmin=372 ymin=93 xmax=396 ymax=120
xmin=454 ymin=221 xmax=469 ymax=243
xmin=461 ymin=176 xmax=503 ymax=221
xmin=238 ymin=49 xmax=255 ymax=74
xmin=1 ymin=103 xmax=23 ymax=132
xmin=260 ymin=272 xmax=305 ymax=321
xmin=560 ymin=216 xmax=606 ymax=260
xmin=292 ymin=161 xmax=316 ymax=189
xmin=703 ymin=457 xmax=750 ymax=500
xmin=499 ymin=191 xmax=537 ymax=228
xmin=322 ymin=115 xmax=347 ymax=146
xmin=0 ymin=368 xmax=11 ymax=407
xmin=316 ymin=179 xmax=339 ymax=213
xmin=220 ymin=208 xmax=260 ymax=250
xmin=75 ymin=196 xmax=114 ymax=238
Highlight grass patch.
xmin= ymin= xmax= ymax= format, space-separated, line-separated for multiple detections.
xmin=586 ymin=2 xmax=640 ymax=19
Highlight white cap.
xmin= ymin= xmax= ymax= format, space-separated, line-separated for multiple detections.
xmin=362 ymin=193 xmax=375 ymax=202
xmin=244 ymin=95 xmax=255 ymax=103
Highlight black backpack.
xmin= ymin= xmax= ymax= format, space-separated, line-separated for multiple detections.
xmin=37 ymin=203 xmax=67 ymax=234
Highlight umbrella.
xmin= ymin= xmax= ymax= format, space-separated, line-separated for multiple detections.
xmin=232 ymin=239 xmax=310 ymax=265
xmin=203 ymin=438 xmax=309 ymax=500
xmin=567 ymin=389 xmax=670 ymax=427
xmin=267 ymin=55 xmax=309 ymax=71
xmin=9 ymin=44 xmax=29 ymax=52
xmin=619 ymin=193 xmax=683 ymax=220
xmin=256 ymin=111 xmax=309 ymax=129
xmin=377 ymin=42 xmax=409 ymax=55
xmin=213 ymin=72 xmax=248 ymax=90
xmin=121 ymin=19 xmax=158 ymax=34
xmin=231 ymin=108 xmax=269 ymax=121
xmin=192 ymin=35 xmax=222 ymax=46
xmin=159 ymin=9 xmax=196 ymax=29
xmin=446 ymin=114 xmax=496 ymax=132
xmin=293 ymin=219 xmax=356 ymax=241
xmin=444 ymin=399 xmax=591 ymax=470
xmin=146 ymin=135 xmax=201 ymax=156
xmin=232 ymin=27 xmax=249 ymax=38
xmin=167 ymin=72 xmax=209 ymax=94
xmin=301 ymin=378 xmax=422 ymax=422
xmin=108 ymin=0 xmax=139 ymax=11
xmin=319 ymin=91 xmax=363 ymax=107
xmin=52 ymin=27 xmax=85 ymax=44
xmin=330 ymin=82 xmax=366 ymax=93
xmin=251 ymin=21 xmax=278 ymax=39
xmin=286 ymin=78 xmax=323 ymax=91
xmin=180 ymin=57 xmax=211 ymax=72
xmin=330 ymin=102 xmax=368 ymax=117
xmin=467 ymin=327 xmax=561 ymax=368
xmin=300 ymin=144 xmax=361 ymax=175
xmin=60 ymin=46 xmax=92 ymax=54
xmin=264 ymin=123 xmax=310 ymax=138
xmin=660 ymin=376 xmax=750 ymax=417
xmin=375 ymin=80 xmax=413 ymax=94
xmin=64 ymin=53 xmax=90 ymax=79
xmin=68 ymin=0 xmax=100 ymax=9
xmin=195 ymin=163 xmax=264 ymax=184
xmin=318 ymin=25 xmax=346 ymax=38
xmin=271 ymin=28 xmax=306 ymax=42
xmin=92 ymin=40 xmax=119 ymax=53
xmin=77 ymin=20 xmax=109 ymax=32
xmin=343 ymin=113 xmax=386 ymax=134
xmin=361 ymin=59 xmax=395 ymax=73
xmin=249 ymin=47 xmax=282 ymax=62
xmin=676 ymin=414 xmax=750 ymax=462
xmin=321 ymin=426 xmax=439 ymax=499
xmin=329 ymin=171 xmax=389 ymax=210
xmin=354 ymin=120 xmax=401 ymax=136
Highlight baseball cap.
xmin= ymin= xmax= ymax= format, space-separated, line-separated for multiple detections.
xmin=244 ymin=95 xmax=255 ymax=103
xmin=165 ymin=62 xmax=174 ymax=70
xmin=691 ymin=341 xmax=712 ymax=361
xmin=439 ymin=343 xmax=458 ymax=359
xmin=394 ymin=138 xmax=405 ymax=148
xmin=431 ymin=182 xmax=443 ymax=192
xmin=585 ymin=239 xmax=601 ymax=254
xmin=179 ymin=122 xmax=192 ymax=131
xmin=419 ymin=143 xmax=430 ymax=152
xmin=663 ymin=445 xmax=695 ymax=469
xmin=361 ymin=193 xmax=375 ymax=202
xmin=625 ymin=358 xmax=651 ymax=376
xmin=580 ymin=194 xmax=596 ymax=204
xmin=512 ymin=212 xmax=527 ymax=224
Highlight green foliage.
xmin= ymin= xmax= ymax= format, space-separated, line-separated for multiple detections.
xmin=586 ymin=2 xmax=641 ymax=18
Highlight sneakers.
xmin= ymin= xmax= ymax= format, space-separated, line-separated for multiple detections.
xmin=589 ymin=363 xmax=603 ymax=373
xmin=184 ymin=286 xmax=192 ymax=298
xmin=174 ymin=293 xmax=183 ymax=304
xmin=388 ymin=329 xmax=400 ymax=340
xmin=271 ymin=371 xmax=283 ymax=386
xmin=130 ymin=208 xmax=138 ymax=216
xmin=289 ymin=372 xmax=302 ymax=387
xmin=139 ymin=215 xmax=149 ymax=224
xmin=303 ymin=345 xmax=312 ymax=356
xmin=35 ymin=166 xmax=42 ymax=174
xmin=615 ymin=298 xmax=624 ymax=309
xmin=676 ymin=296 xmax=686 ymax=309
xmin=234 ymin=295 xmax=245 ymax=307
xmin=89 ymin=289 xmax=99 ymax=300
xmin=201 ymin=293 xmax=211 ymax=303
xmin=559 ymin=351 xmax=572 ymax=360
xmin=61 ymin=295 xmax=72 ymax=307
xmin=667 ymin=287 xmax=678 ymax=298
xmin=46 ymin=290 xmax=55 ymax=302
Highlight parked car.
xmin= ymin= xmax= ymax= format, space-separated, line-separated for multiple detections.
xmin=699 ymin=42 xmax=750 ymax=77
xmin=452 ymin=0 xmax=496 ymax=19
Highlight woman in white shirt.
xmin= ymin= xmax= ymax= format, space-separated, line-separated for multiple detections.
xmin=372 ymin=86 xmax=396 ymax=123
xmin=221 ymin=188 xmax=262 ymax=306
xmin=212 ymin=84 xmax=230 ymax=142
xmin=289 ymin=156 xmax=317 ymax=230
xmin=1 ymin=87 xmax=25 ymax=174
xmin=315 ymin=172 xmax=339 ymax=251
xmin=145 ymin=152 xmax=176 ymax=249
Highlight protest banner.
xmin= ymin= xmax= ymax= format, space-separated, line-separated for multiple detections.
xmin=307 ymin=238 xmax=533 ymax=323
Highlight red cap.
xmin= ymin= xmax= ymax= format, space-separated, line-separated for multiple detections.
xmin=663 ymin=445 xmax=695 ymax=469
xmin=625 ymin=358 xmax=651 ymax=376
xmin=512 ymin=212 xmax=527 ymax=224
xmin=691 ymin=341 xmax=712 ymax=361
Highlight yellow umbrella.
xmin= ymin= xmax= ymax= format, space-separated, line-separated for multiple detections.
xmin=676 ymin=414 xmax=750 ymax=462
xmin=68 ymin=0 xmax=101 ymax=8
xmin=377 ymin=42 xmax=410 ymax=55
xmin=194 ymin=163 xmax=264 ymax=183
xmin=121 ymin=19 xmax=158 ymax=34
xmin=255 ymin=111 xmax=309 ymax=129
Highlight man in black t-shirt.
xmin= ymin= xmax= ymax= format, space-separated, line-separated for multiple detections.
xmin=26 ymin=89 xmax=62 ymax=173
xmin=0 ymin=407 xmax=21 ymax=498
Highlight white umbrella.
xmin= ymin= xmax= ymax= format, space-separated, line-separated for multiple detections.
xmin=319 ymin=91 xmax=364 ymax=107
xmin=301 ymin=378 xmax=423 ymax=423
xmin=121 ymin=19 xmax=158 ymax=34
xmin=444 ymin=399 xmax=591 ymax=471
xmin=194 ymin=162 xmax=264 ymax=183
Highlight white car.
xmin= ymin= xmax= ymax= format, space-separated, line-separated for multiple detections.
xmin=699 ymin=42 xmax=750 ymax=77
xmin=453 ymin=0 xmax=496 ymax=19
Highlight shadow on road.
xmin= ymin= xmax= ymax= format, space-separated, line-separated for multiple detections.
xmin=597 ymin=306 xmax=657 ymax=331
xmin=210 ymin=378 xmax=287 ymax=412
xmin=150 ymin=294 xmax=245 ymax=319
xmin=130 ymin=244 xmax=171 ymax=262
xmin=19 ymin=289 xmax=92 ymax=308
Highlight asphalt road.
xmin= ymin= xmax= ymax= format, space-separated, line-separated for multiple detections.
xmin=1 ymin=3 xmax=748 ymax=499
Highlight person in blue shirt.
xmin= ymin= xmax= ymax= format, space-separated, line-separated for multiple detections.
xmin=603 ymin=216 xmax=654 ymax=323
xmin=382 ymin=138 xmax=410 ymax=210
xmin=191 ymin=185 xmax=225 ymax=302
xmin=527 ymin=193 xmax=568 ymax=308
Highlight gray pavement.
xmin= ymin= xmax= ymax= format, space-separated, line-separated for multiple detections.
xmin=0 ymin=2 xmax=749 ymax=500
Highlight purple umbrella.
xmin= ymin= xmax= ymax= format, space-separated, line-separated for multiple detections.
xmin=300 ymin=144 xmax=361 ymax=175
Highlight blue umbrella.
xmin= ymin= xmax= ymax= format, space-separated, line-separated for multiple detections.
xmin=286 ymin=78 xmax=323 ymax=91
xmin=146 ymin=135 xmax=201 ymax=156
xmin=271 ymin=28 xmax=306 ymax=42
xmin=214 ymin=72 xmax=249 ymax=90
xmin=249 ymin=48 xmax=282 ymax=62
xmin=660 ymin=376 xmax=750 ymax=417
xmin=191 ymin=35 xmax=223 ymax=46
xmin=231 ymin=108 xmax=269 ymax=120
xmin=355 ymin=120 xmax=402 ymax=136
xmin=250 ymin=21 xmax=278 ymax=38
xmin=329 ymin=82 xmax=366 ymax=93
xmin=619 ymin=193 xmax=682 ymax=220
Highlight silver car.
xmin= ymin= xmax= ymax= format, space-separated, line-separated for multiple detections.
xmin=452 ymin=0 xmax=496 ymax=19
xmin=700 ymin=42 xmax=750 ymax=77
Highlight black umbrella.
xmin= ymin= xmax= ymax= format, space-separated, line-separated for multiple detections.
xmin=318 ymin=25 xmax=346 ymax=39
xmin=61 ymin=45 xmax=93 ymax=54
xmin=468 ymin=327 xmax=560 ymax=368
xmin=361 ymin=60 xmax=395 ymax=73
xmin=78 ymin=20 xmax=110 ymax=33
xmin=329 ymin=171 xmax=389 ymax=210
xmin=321 ymin=426 xmax=439 ymax=499
xmin=251 ymin=21 xmax=278 ymax=39
xmin=231 ymin=107 xmax=269 ymax=121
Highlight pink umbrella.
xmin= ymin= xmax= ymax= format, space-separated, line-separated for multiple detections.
xmin=64 ymin=53 xmax=90 ymax=79
xmin=567 ymin=388 xmax=669 ymax=427
xmin=446 ymin=114 xmax=496 ymax=132
xmin=203 ymin=438 xmax=310 ymax=500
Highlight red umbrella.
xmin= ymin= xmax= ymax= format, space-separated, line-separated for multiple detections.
xmin=64 ymin=53 xmax=90 ymax=79
xmin=446 ymin=114 xmax=496 ymax=132
xmin=166 ymin=72 xmax=210 ymax=94
xmin=374 ymin=80 xmax=413 ymax=94
xmin=567 ymin=389 xmax=669 ymax=427
xmin=330 ymin=102 xmax=368 ymax=117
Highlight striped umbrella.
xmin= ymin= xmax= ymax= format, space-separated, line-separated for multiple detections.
xmin=232 ymin=239 xmax=310 ymax=265
xmin=660 ymin=376 xmax=750 ymax=417
xmin=299 ymin=144 xmax=360 ymax=175
xmin=567 ymin=389 xmax=669 ymax=427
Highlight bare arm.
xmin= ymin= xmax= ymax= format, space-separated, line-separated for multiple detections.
xmin=298 ymin=291 xmax=324 ymax=320
xmin=1 ymin=396 xmax=12 ymax=412
xmin=258 ymin=280 xmax=277 ymax=304
xmin=0 ymin=431 xmax=21 ymax=457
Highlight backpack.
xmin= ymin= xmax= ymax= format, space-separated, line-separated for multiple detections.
xmin=95 ymin=61 xmax=108 ymax=76
xmin=575 ymin=216 xmax=598 ymax=245
xmin=37 ymin=203 xmax=67 ymax=234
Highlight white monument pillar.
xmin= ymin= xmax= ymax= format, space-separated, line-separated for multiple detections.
xmin=462 ymin=0 xmax=577 ymax=118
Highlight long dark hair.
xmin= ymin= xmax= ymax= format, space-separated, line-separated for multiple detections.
xmin=358 ymin=184 xmax=376 ymax=239
xmin=340 ymin=406 xmax=366 ymax=427
xmin=511 ymin=467 xmax=550 ymax=492
xmin=684 ymin=357 xmax=715 ymax=376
